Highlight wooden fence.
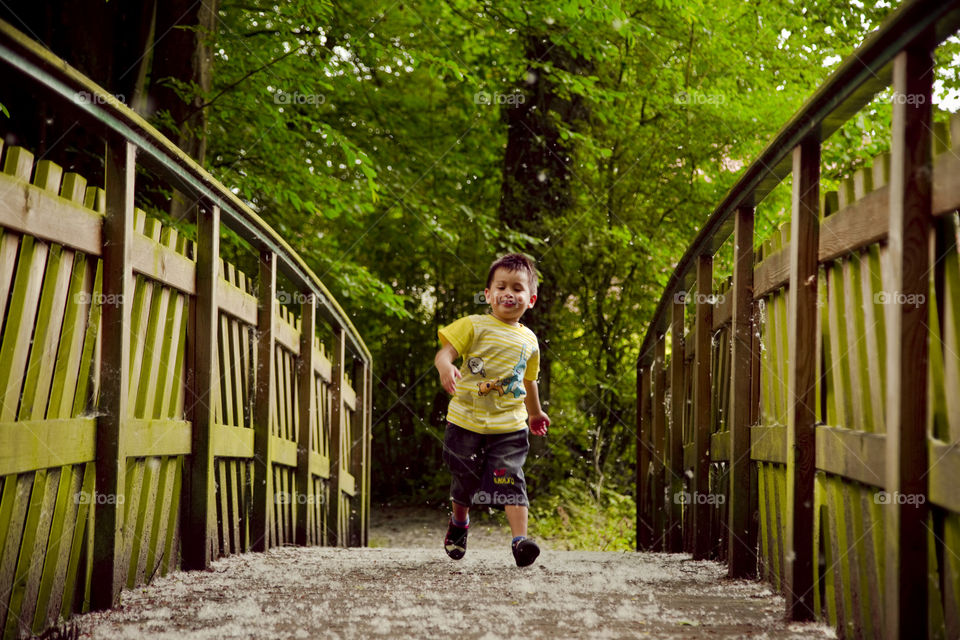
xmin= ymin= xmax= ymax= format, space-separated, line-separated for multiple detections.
xmin=636 ymin=1 xmax=960 ymax=638
xmin=0 ymin=19 xmax=373 ymax=639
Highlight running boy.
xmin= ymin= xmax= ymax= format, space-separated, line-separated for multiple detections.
xmin=435 ymin=253 xmax=550 ymax=567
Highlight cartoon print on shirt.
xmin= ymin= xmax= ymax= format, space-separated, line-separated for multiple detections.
xmin=477 ymin=346 xmax=527 ymax=399
xmin=466 ymin=356 xmax=486 ymax=378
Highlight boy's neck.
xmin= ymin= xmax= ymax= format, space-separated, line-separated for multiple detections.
xmin=490 ymin=310 xmax=521 ymax=326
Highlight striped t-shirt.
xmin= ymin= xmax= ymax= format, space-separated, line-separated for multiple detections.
xmin=438 ymin=314 xmax=540 ymax=434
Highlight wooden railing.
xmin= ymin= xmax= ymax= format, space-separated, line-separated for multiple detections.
xmin=0 ymin=19 xmax=372 ymax=639
xmin=636 ymin=0 xmax=960 ymax=637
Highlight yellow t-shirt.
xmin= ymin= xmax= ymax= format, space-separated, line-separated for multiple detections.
xmin=438 ymin=314 xmax=540 ymax=434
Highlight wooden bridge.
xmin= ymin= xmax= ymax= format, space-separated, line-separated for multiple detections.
xmin=0 ymin=0 xmax=958 ymax=638
xmin=635 ymin=1 xmax=960 ymax=638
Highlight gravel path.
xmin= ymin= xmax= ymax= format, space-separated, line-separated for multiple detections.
xmin=72 ymin=507 xmax=835 ymax=639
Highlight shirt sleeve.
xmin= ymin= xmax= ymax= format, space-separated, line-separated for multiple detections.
xmin=438 ymin=316 xmax=474 ymax=356
xmin=524 ymin=344 xmax=540 ymax=381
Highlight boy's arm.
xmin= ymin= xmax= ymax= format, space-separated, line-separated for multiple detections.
xmin=523 ymin=379 xmax=550 ymax=436
xmin=435 ymin=342 xmax=462 ymax=395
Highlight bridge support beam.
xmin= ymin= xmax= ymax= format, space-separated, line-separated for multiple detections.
xmin=784 ymin=134 xmax=820 ymax=620
xmin=636 ymin=363 xmax=654 ymax=550
xmin=252 ymin=251 xmax=277 ymax=551
xmin=668 ymin=299 xmax=685 ymax=552
xmin=652 ymin=333 xmax=667 ymax=551
xmin=295 ymin=294 xmax=317 ymax=547
xmin=183 ymin=203 xmax=220 ymax=569
xmin=91 ymin=138 xmax=135 ymax=610
xmin=692 ymin=255 xmax=713 ymax=560
xmin=728 ymin=203 xmax=758 ymax=578
xmin=885 ymin=36 xmax=933 ymax=640
xmin=327 ymin=326 xmax=346 ymax=546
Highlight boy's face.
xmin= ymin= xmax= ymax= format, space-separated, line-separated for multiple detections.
xmin=484 ymin=267 xmax=537 ymax=324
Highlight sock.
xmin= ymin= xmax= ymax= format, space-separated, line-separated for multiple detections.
xmin=452 ymin=516 xmax=469 ymax=527
xmin=512 ymin=535 xmax=525 ymax=545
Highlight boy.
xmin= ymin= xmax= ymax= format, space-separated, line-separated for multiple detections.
xmin=434 ymin=253 xmax=550 ymax=567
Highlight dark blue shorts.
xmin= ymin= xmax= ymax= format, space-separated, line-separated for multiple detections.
xmin=442 ymin=422 xmax=529 ymax=508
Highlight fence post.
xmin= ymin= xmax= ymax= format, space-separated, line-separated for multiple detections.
xmin=327 ymin=326 xmax=345 ymax=546
xmin=885 ymin=37 xmax=933 ymax=639
xmin=349 ymin=358 xmax=369 ymax=546
xmin=252 ymin=251 xmax=277 ymax=551
xmin=183 ymin=204 xmax=219 ymax=569
xmin=91 ymin=138 xmax=135 ymax=610
xmin=784 ymin=135 xmax=820 ymax=620
xmin=728 ymin=203 xmax=758 ymax=578
xmin=693 ymin=255 xmax=714 ymax=560
xmin=652 ymin=332 xmax=667 ymax=551
xmin=637 ymin=362 xmax=653 ymax=550
xmin=668 ymin=299 xmax=685 ymax=552
xmin=295 ymin=293 xmax=316 ymax=546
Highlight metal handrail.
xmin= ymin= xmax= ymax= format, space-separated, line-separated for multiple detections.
xmin=637 ymin=0 xmax=960 ymax=367
xmin=0 ymin=19 xmax=371 ymax=363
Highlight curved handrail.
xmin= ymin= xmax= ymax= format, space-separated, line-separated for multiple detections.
xmin=0 ymin=19 xmax=371 ymax=363
xmin=637 ymin=0 xmax=960 ymax=366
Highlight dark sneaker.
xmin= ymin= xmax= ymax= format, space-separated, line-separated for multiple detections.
xmin=444 ymin=521 xmax=468 ymax=560
xmin=512 ymin=537 xmax=540 ymax=567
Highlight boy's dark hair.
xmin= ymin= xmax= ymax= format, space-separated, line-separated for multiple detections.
xmin=486 ymin=253 xmax=539 ymax=294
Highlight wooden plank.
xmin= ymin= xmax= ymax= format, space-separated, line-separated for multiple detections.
xmin=668 ymin=298 xmax=684 ymax=552
xmin=751 ymin=425 xmax=788 ymax=464
xmin=728 ymin=204 xmax=757 ymax=578
xmin=32 ymin=466 xmax=73 ymax=632
xmin=754 ymin=247 xmax=790 ymax=300
xmin=183 ymin=204 xmax=219 ymax=569
xmin=3 ymin=470 xmax=50 ymax=638
xmin=131 ymin=233 xmax=195 ymax=294
xmin=784 ymin=135 xmax=819 ymax=620
xmin=0 ymin=474 xmax=31 ymax=630
xmin=0 ymin=418 xmax=96 ymax=474
xmin=928 ymin=441 xmax=960 ymax=513
xmin=143 ymin=456 xmax=174 ymax=582
xmin=884 ymin=43 xmax=933 ymax=640
xmin=211 ymin=423 xmax=255 ymax=458
xmin=693 ymin=255 xmax=713 ymax=560
xmin=932 ymin=141 xmax=960 ymax=217
xmin=309 ymin=451 xmax=330 ymax=479
xmin=819 ymin=186 xmax=889 ymax=263
xmin=124 ymin=419 xmax=192 ymax=457
xmin=274 ymin=313 xmax=301 ymax=356
xmin=349 ymin=360 xmax=369 ymax=547
xmin=217 ymin=280 xmax=258 ymax=325
xmin=327 ymin=326 xmax=346 ymax=547
xmin=271 ymin=436 xmax=298 ymax=468
xmin=342 ymin=379 xmax=357 ymax=412
xmin=252 ymin=251 xmax=277 ymax=552
xmin=710 ymin=430 xmax=729 ymax=462
xmin=815 ymin=426 xmax=885 ymax=487
xmin=47 ymin=253 xmax=95 ymax=419
xmin=0 ymin=172 xmax=102 ymax=256
xmin=296 ymin=294 xmax=316 ymax=546
xmin=713 ymin=288 xmax=732 ymax=329
xmin=91 ymin=138 xmax=134 ymax=611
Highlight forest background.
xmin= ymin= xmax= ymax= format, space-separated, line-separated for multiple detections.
xmin=1 ymin=0 xmax=958 ymax=550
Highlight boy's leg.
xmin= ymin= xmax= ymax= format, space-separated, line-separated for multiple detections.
xmin=452 ymin=501 xmax=470 ymax=525
xmin=483 ymin=429 xmax=540 ymax=566
xmin=442 ymin=423 xmax=483 ymax=559
xmin=504 ymin=505 xmax=527 ymax=538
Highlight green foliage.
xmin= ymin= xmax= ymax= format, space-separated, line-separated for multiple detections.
xmin=530 ymin=479 xmax=636 ymax=551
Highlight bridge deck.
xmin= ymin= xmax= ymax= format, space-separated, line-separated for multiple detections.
xmin=71 ymin=511 xmax=832 ymax=639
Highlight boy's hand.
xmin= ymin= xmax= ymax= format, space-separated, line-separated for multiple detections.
xmin=529 ymin=412 xmax=550 ymax=436
xmin=439 ymin=363 xmax=462 ymax=395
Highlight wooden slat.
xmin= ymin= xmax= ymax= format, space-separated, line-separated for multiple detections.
xmin=819 ymin=186 xmax=889 ymax=263
xmin=340 ymin=470 xmax=355 ymax=497
xmin=252 ymin=251 xmax=277 ymax=552
xmin=327 ymin=326 xmax=346 ymax=547
xmin=750 ymin=425 xmax=788 ymax=464
xmin=884 ymin=42 xmax=933 ymax=640
xmin=928 ymin=441 xmax=960 ymax=513
xmin=754 ymin=247 xmax=790 ymax=299
xmin=296 ymin=295 xmax=316 ymax=546
xmin=815 ymin=426 xmax=885 ymax=488
xmin=274 ymin=312 xmax=300 ymax=356
xmin=210 ymin=423 xmax=254 ymax=459
xmin=271 ymin=436 xmax=297 ymax=468
xmin=131 ymin=233 xmax=195 ymax=294
xmin=651 ymin=333 xmax=666 ymax=552
xmin=637 ymin=364 xmax=653 ymax=550
xmin=932 ymin=142 xmax=960 ymax=217
xmin=309 ymin=451 xmax=330 ymax=479
xmin=0 ymin=171 xmax=102 ymax=256
xmin=0 ymin=419 xmax=96 ymax=474
xmin=342 ymin=379 xmax=357 ymax=412
xmin=668 ymin=299 xmax=684 ymax=552
xmin=713 ymin=288 xmax=732 ymax=328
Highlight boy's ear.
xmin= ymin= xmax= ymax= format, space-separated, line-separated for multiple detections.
xmin=483 ymin=288 xmax=493 ymax=305
xmin=528 ymin=293 xmax=537 ymax=307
